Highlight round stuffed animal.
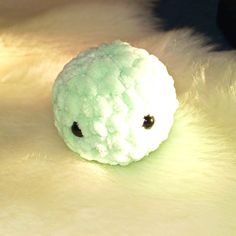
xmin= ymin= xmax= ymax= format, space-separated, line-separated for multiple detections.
xmin=52 ymin=41 xmax=179 ymax=165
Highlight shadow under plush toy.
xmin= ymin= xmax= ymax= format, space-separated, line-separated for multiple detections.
xmin=52 ymin=41 xmax=179 ymax=165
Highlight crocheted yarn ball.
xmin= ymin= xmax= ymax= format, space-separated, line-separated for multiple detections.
xmin=52 ymin=41 xmax=179 ymax=165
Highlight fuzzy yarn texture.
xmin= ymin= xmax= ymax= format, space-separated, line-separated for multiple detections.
xmin=53 ymin=41 xmax=178 ymax=165
xmin=0 ymin=0 xmax=236 ymax=235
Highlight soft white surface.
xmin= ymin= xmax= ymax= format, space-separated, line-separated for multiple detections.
xmin=0 ymin=0 xmax=236 ymax=235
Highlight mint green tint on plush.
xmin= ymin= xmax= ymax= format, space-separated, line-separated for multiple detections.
xmin=52 ymin=41 xmax=179 ymax=165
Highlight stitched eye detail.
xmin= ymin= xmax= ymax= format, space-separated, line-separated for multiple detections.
xmin=71 ymin=122 xmax=84 ymax=137
xmin=143 ymin=115 xmax=155 ymax=129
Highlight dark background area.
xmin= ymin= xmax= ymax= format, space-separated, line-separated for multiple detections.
xmin=151 ymin=0 xmax=236 ymax=51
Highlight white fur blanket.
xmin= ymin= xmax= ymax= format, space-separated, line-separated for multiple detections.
xmin=0 ymin=1 xmax=236 ymax=235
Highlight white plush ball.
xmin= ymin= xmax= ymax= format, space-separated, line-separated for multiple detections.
xmin=53 ymin=41 xmax=179 ymax=165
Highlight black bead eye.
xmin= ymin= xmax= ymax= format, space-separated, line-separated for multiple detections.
xmin=143 ymin=115 xmax=155 ymax=129
xmin=71 ymin=122 xmax=84 ymax=137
